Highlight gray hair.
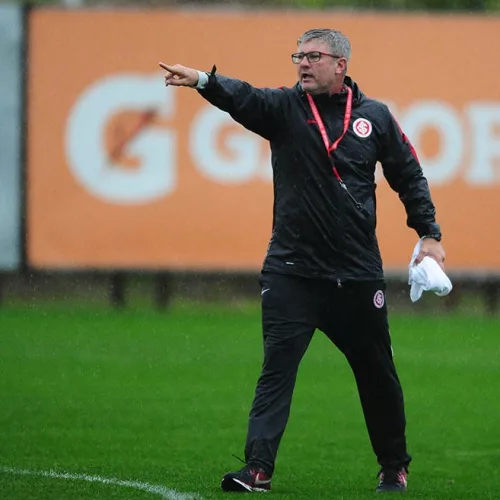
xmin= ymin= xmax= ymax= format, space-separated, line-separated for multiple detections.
xmin=297 ymin=29 xmax=351 ymax=62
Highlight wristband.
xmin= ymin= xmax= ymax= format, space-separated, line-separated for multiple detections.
xmin=421 ymin=234 xmax=442 ymax=242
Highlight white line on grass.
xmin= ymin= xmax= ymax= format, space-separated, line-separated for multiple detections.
xmin=0 ymin=466 xmax=202 ymax=500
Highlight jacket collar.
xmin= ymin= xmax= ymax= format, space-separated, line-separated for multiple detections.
xmin=296 ymin=75 xmax=363 ymax=105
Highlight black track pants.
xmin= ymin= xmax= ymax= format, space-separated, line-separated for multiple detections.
xmin=244 ymin=272 xmax=411 ymax=475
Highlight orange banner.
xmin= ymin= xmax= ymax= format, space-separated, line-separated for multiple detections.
xmin=27 ymin=9 xmax=500 ymax=272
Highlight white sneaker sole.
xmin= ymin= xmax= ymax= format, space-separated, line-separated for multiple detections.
xmin=221 ymin=477 xmax=270 ymax=493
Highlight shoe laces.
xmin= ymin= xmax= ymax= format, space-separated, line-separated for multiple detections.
xmin=231 ymin=454 xmax=249 ymax=471
xmin=231 ymin=454 xmax=268 ymax=477
xmin=378 ymin=466 xmax=408 ymax=485
xmin=232 ymin=454 xmax=247 ymax=465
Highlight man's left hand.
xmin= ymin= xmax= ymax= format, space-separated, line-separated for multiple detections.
xmin=414 ymin=238 xmax=446 ymax=270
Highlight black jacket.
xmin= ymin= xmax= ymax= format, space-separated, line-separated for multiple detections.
xmin=198 ymin=71 xmax=441 ymax=282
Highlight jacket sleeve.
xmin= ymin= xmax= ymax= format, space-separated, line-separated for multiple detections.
xmin=197 ymin=67 xmax=287 ymax=141
xmin=378 ymin=105 xmax=442 ymax=240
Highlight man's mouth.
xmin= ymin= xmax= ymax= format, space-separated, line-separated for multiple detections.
xmin=301 ymin=73 xmax=313 ymax=82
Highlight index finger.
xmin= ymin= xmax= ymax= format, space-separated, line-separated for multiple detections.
xmin=158 ymin=62 xmax=172 ymax=72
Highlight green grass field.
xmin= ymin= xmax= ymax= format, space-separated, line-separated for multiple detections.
xmin=0 ymin=302 xmax=499 ymax=499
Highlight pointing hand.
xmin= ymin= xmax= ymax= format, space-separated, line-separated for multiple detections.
xmin=159 ymin=62 xmax=199 ymax=87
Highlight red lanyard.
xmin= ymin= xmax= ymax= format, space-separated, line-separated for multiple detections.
xmin=306 ymin=86 xmax=353 ymax=182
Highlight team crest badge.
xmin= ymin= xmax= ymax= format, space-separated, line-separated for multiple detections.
xmin=353 ymin=118 xmax=372 ymax=138
xmin=373 ymin=290 xmax=385 ymax=309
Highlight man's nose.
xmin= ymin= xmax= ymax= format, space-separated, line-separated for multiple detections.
xmin=299 ymin=57 xmax=311 ymax=69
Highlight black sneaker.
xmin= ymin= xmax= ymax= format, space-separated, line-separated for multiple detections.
xmin=376 ymin=467 xmax=408 ymax=492
xmin=221 ymin=465 xmax=271 ymax=492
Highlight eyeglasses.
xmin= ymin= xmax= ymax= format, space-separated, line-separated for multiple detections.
xmin=291 ymin=51 xmax=341 ymax=64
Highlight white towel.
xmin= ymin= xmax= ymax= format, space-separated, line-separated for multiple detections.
xmin=408 ymin=239 xmax=453 ymax=302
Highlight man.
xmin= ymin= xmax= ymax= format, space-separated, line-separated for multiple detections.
xmin=160 ymin=28 xmax=445 ymax=494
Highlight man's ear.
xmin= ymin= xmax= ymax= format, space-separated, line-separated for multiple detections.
xmin=336 ymin=58 xmax=347 ymax=74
